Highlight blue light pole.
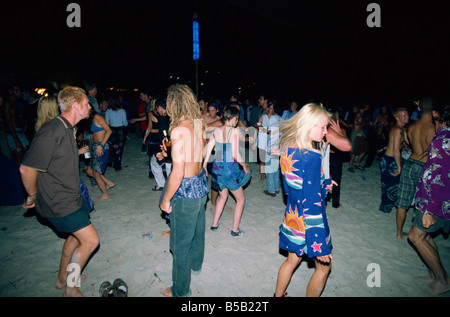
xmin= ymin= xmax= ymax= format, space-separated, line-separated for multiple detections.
xmin=193 ymin=13 xmax=199 ymax=96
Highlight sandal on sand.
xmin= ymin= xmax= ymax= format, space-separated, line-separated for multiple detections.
xmin=263 ymin=190 xmax=276 ymax=197
xmin=113 ymin=278 xmax=128 ymax=297
xmin=99 ymin=281 xmax=116 ymax=297
xmin=210 ymin=224 xmax=219 ymax=231
xmin=273 ymin=292 xmax=289 ymax=297
xmin=231 ymin=229 xmax=244 ymax=237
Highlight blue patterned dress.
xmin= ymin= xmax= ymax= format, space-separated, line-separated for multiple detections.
xmin=279 ymin=147 xmax=332 ymax=258
xmin=211 ymin=129 xmax=252 ymax=192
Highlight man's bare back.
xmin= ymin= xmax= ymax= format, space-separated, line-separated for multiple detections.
xmin=173 ymin=119 xmax=204 ymax=177
xmin=407 ymin=114 xmax=435 ymax=163
xmin=385 ymin=125 xmax=403 ymax=157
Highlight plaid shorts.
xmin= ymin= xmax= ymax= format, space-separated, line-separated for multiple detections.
xmin=395 ymin=158 xmax=425 ymax=209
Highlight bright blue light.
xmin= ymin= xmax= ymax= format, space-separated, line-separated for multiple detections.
xmin=193 ymin=20 xmax=199 ymax=60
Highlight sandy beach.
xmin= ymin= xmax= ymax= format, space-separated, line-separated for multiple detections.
xmin=0 ymin=131 xmax=449 ymax=298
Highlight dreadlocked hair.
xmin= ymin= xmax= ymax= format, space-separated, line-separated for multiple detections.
xmin=166 ymin=84 xmax=206 ymax=134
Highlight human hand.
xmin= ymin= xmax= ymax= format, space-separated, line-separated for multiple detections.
xmin=79 ymin=145 xmax=89 ymax=154
xmin=392 ymin=167 xmax=401 ymax=176
xmin=96 ymin=145 xmax=104 ymax=157
xmin=22 ymin=194 xmax=36 ymax=209
xmin=160 ymin=201 xmax=172 ymax=214
xmin=422 ymin=214 xmax=436 ymax=229
xmin=326 ymin=180 xmax=338 ymax=192
xmin=316 ymin=254 xmax=332 ymax=264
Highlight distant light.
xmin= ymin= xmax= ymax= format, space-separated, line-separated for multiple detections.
xmin=35 ymin=88 xmax=46 ymax=95
xmin=193 ymin=20 xmax=199 ymax=60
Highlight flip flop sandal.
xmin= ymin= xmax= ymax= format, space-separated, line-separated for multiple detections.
xmin=99 ymin=281 xmax=116 ymax=297
xmin=152 ymin=186 xmax=163 ymax=191
xmin=231 ymin=229 xmax=244 ymax=237
xmin=113 ymin=278 xmax=128 ymax=297
xmin=210 ymin=224 xmax=219 ymax=231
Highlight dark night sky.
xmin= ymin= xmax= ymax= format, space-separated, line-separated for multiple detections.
xmin=1 ymin=0 xmax=449 ymax=106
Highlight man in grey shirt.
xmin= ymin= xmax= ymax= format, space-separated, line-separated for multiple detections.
xmin=20 ymin=86 xmax=99 ymax=297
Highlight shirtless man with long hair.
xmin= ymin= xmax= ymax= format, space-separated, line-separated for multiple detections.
xmin=160 ymin=84 xmax=209 ymax=297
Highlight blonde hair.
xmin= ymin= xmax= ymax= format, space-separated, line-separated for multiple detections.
xmin=57 ymin=86 xmax=86 ymax=112
xmin=35 ymin=96 xmax=60 ymax=131
xmin=166 ymin=84 xmax=206 ymax=133
xmin=279 ymin=103 xmax=331 ymax=154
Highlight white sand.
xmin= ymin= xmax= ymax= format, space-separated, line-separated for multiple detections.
xmin=0 ymin=131 xmax=449 ymax=297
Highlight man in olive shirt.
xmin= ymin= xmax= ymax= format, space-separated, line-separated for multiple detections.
xmin=20 ymin=86 xmax=99 ymax=297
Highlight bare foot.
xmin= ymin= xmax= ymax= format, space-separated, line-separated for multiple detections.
xmin=161 ymin=231 xmax=170 ymax=237
xmin=106 ymin=182 xmax=115 ymax=190
xmin=160 ymin=287 xmax=173 ymax=297
xmin=63 ymin=286 xmax=83 ymax=297
xmin=95 ymin=195 xmax=110 ymax=202
xmin=225 ymin=205 xmax=233 ymax=212
xmin=421 ymin=280 xmax=450 ymax=295
xmin=396 ymin=231 xmax=408 ymax=239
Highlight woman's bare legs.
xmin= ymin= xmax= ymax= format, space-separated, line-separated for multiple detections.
xmin=274 ymin=252 xmax=302 ymax=297
xmin=306 ymin=260 xmax=331 ymax=297
xmin=211 ymin=188 xmax=228 ymax=227
xmin=275 ymin=252 xmax=331 ymax=297
xmin=230 ymin=187 xmax=245 ymax=232
xmin=86 ymin=167 xmax=114 ymax=201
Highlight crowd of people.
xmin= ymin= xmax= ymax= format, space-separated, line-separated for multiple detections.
xmin=0 ymin=80 xmax=448 ymax=297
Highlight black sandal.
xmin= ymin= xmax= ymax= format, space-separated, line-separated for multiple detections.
xmin=99 ymin=281 xmax=116 ymax=297
xmin=113 ymin=278 xmax=128 ymax=297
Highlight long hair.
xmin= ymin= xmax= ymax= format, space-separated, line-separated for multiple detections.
xmin=166 ymin=84 xmax=205 ymax=133
xmin=279 ymin=103 xmax=331 ymax=154
xmin=35 ymin=96 xmax=59 ymax=131
xmin=108 ymin=95 xmax=122 ymax=111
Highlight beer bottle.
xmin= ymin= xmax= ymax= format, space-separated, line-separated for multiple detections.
xmin=84 ymin=140 xmax=91 ymax=159
xmin=163 ymin=130 xmax=171 ymax=158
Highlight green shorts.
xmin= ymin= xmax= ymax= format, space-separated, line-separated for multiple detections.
xmin=48 ymin=201 xmax=91 ymax=233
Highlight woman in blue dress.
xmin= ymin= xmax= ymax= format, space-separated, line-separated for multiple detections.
xmin=203 ymin=106 xmax=252 ymax=237
xmin=274 ymin=103 xmax=333 ymax=297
